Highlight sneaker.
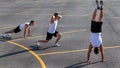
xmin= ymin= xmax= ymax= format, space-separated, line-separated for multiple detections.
xmin=100 ymin=0 xmax=104 ymax=10
xmin=96 ymin=0 xmax=100 ymax=9
xmin=53 ymin=43 xmax=61 ymax=47
xmin=35 ymin=41 xmax=41 ymax=48
xmin=1 ymin=33 xmax=7 ymax=37
xmin=36 ymin=40 xmax=41 ymax=46
xmin=7 ymin=33 xmax=11 ymax=37
xmin=100 ymin=0 xmax=104 ymax=6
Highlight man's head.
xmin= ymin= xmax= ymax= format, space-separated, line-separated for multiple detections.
xmin=29 ymin=20 xmax=35 ymax=26
xmin=53 ymin=13 xmax=62 ymax=19
xmin=54 ymin=13 xmax=59 ymax=17
xmin=94 ymin=47 xmax=99 ymax=54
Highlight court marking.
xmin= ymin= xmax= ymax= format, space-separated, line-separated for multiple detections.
xmin=0 ymin=25 xmax=15 ymax=30
xmin=38 ymin=45 xmax=120 ymax=56
xmin=10 ymin=29 xmax=87 ymax=41
xmin=113 ymin=17 xmax=120 ymax=19
xmin=7 ymin=41 xmax=46 ymax=68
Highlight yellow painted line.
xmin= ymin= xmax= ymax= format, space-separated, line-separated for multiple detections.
xmin=114 ymin=17 xmax=120 ymax=19
xmin=104 ymin=46 xmax=120 ymax=49
xmin=11 ymin=29 xmax=87 ymax=41
xmin=7 ymin=41 xmax=46 ymax=68
xmin=39 ymin=49 xmax=88 ymax=56
xmin=62 ymin=29 xmax=86 ymax=34
xmin=38 ymin=46 xmax=120 ymax=56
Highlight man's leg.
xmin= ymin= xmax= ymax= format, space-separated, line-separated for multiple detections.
xmin=5 ymin=30 xmax=14 ymax=34
xmin=38 ymin=40 xmax=49 ymax=43
xmin=98 ymin=8 xmax=103 ymax=22
xmin=37 ymin=33 xmax=51 ymax=46
xmin=55 ymin=33 xmax=62 ymax=44
xmin=92 ymin=9 xmax=97 ymax=21
xmin=86 ymin=43 xmax=93 ymax=63
xmin=36 ymin=40 xmax=48 ymax=47
xmin=2 ymin=30 xmax=14 ymax=37
xmin=100 ymin=45 xmax=105 ymax=62
xmin=98 ymin=0 xmax=104 ymax=22
xmin=54 ymin=33 xmax=62 ymax=46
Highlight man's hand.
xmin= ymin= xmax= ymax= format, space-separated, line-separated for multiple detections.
xmin=24 ymin=35 xmax=26 ymax=38
xmin=28 ymin=34 xmax=32 ymax=37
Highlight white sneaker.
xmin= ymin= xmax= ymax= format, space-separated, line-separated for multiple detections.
xmin=35 ymin=40 xmax=40 ymax=46
xmin=37 ymin=41 xmax=40 ymax=46
xmin=2 ymin=33 xmax=7 ymax=37
xmin=7 ymin=33 xmax=11 ymax=37
xmin=34 ymin=41 xmax=41 ymax=48
xmin=53 ymin=43 xmax=61 ymax=47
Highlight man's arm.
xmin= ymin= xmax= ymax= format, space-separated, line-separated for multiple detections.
xmin=98 ymin=9 xmax=103 ymax=22
xmin=50 ymin=16 xmax=55 ymax=23
xmin=24 ymin=24 xmax=29 ymax=38
xmin=50 ymin=15 xmax=62 ymax=23
xmin=58 ymin=15 xmax=62 ymax=19
xmin=92 ymin=9 xmax=97 ymax=21
xmin=56 ymin=15 xmax=62 ymax=21
xmin=28 ymin=27 xmax=31 ymax=37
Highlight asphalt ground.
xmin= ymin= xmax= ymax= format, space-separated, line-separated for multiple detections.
xmin=0 ymin=0 xmax=120 ymax=68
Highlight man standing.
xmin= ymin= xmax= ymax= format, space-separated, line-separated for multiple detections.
xmin=86 ymin=0 xmax=105 ymax=62
xmin=2 ymin=20 xmax=35 ymax=38
xmin=36 ymin=13 xmax=62 ymax=47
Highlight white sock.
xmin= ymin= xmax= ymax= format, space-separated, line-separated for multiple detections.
xmin=37 ymin=40 xmax=41 ymax=46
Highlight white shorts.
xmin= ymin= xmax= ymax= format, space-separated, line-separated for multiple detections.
xmin=90 ymin=33 xmax=102 ymax=47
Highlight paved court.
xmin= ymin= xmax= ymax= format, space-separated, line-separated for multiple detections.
xmin=0 ymin=0 xmax=120 ymax=68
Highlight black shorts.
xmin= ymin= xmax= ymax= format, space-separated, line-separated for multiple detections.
xmin=46 ymin=31 xmax=58 ymax=41
xmin=13 ymin=26 xmax=21 ymax=33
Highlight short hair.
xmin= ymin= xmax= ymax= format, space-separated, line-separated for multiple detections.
xmin=30 ymin=20 xmax=34 ymax=23
xmin=94 ymin=47 xmax=99 ymax=54
xmin=54 ymin=13 xmax=59 ymax=16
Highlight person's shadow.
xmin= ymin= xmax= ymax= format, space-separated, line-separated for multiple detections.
xmin=65 ymin=61 xmax=101 ymax=68
xmin=0 ymin=36 xmax=12 ymax=41
xmin=0 ymin=45 xmax=54 ymax=58
xmin=30 ymin=45 xmax=54 ymax=50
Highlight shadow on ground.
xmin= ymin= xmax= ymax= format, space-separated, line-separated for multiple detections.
xmin=0 ymin=46 xmax=54 ymax=58
xmin=65 ymin=61 xmax=101 ymax=68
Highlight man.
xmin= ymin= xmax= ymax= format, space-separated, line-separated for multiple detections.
xmin=2 ymin=20 xmax=34 ymax=38
xmin=86 ymin=0 xmax=105 ymax=63
xmin=36 ymin=13 xmax=62 ymax=47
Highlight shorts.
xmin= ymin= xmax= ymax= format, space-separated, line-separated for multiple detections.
xmin=90 ymin=33 xmax=102 ymax=47
xmin=13 ymin=26 xmax=21 ymax=33
xmin=46 ymin=31 xmax=58 ymax=41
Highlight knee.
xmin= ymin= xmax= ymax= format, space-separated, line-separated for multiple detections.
xmin=57 ymin=33 xmax=62 ymax=38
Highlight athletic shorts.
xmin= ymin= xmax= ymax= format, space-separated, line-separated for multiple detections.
xmin=90 ymin=33 xmax=102 ymax=47
xmin=13 ymin=26 xmax=21 ymax=33
xmin=46 ymin=31 xmax=58 ymax=41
